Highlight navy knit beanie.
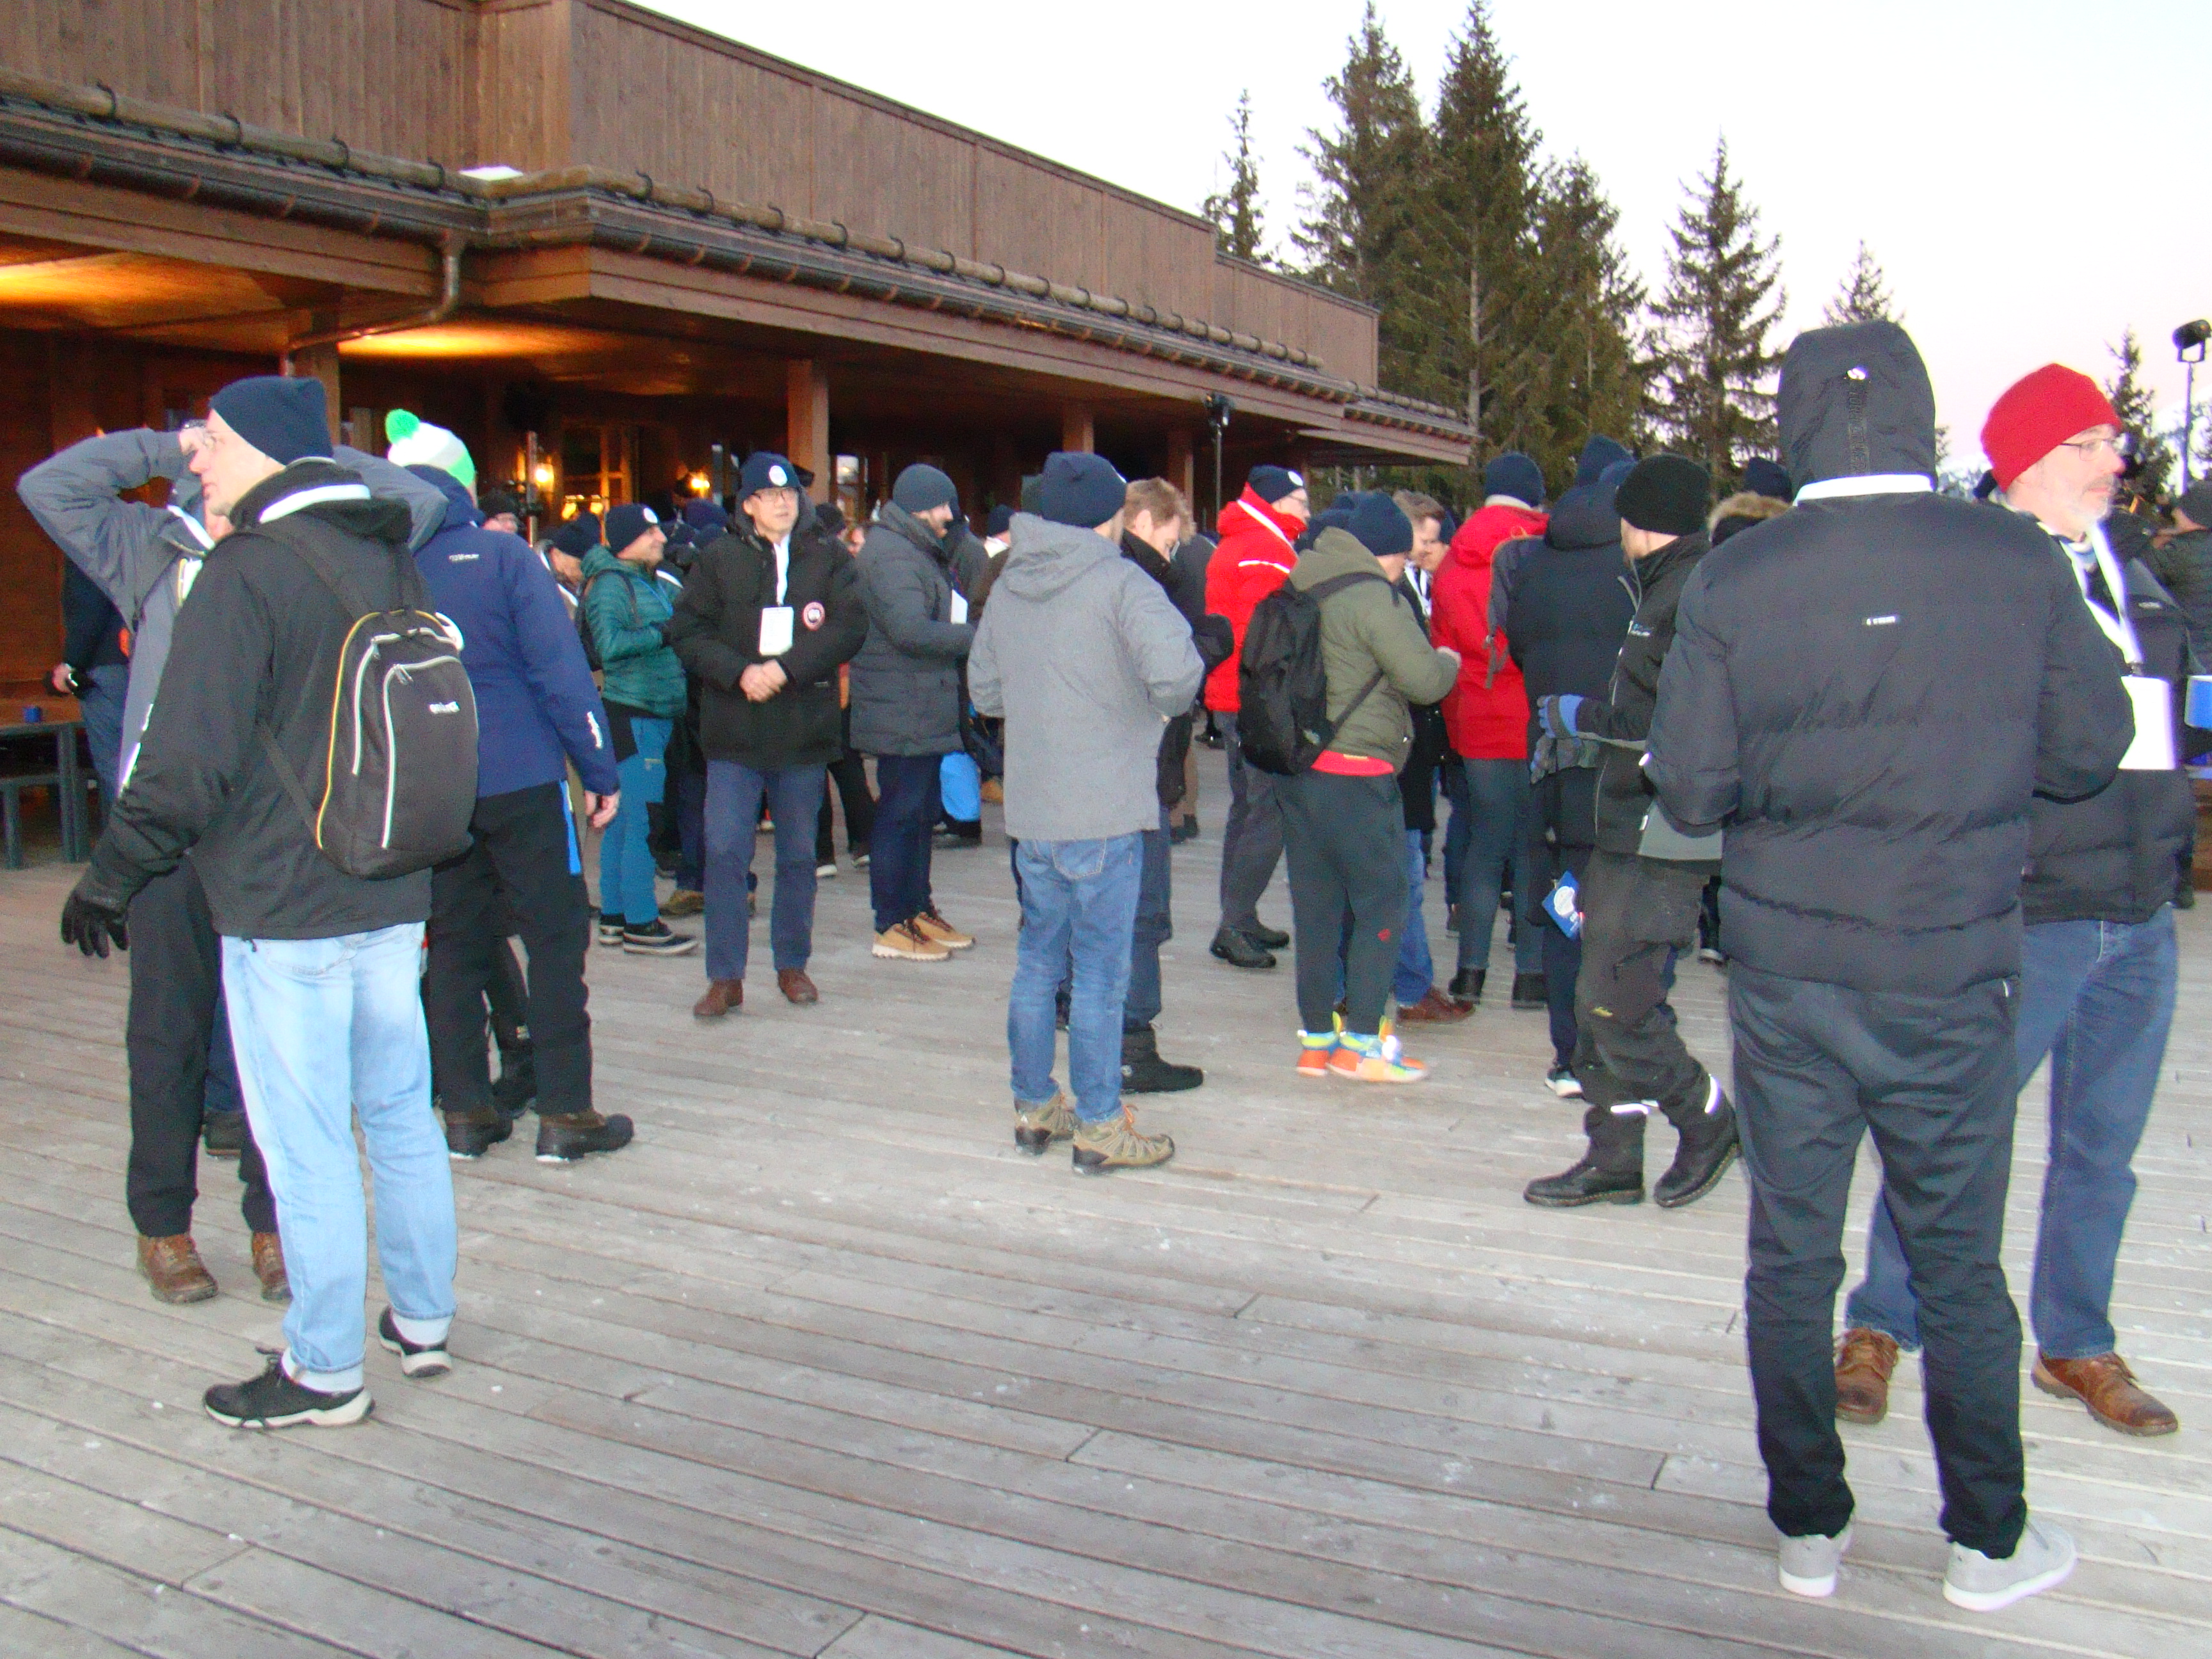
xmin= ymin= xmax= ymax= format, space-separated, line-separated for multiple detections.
xmin=985 ymin=504 xmax=1014 ymax=538
xmin=1038 ymin=451 xmax=1128 ymax=529
xmin=739 ymin=452 xmax=802 ymax=499
xmin=1346 ymin=495 xmax=1414 ymax=559
xmin=603 ymin=502 xmax=661 ymax=554
xmin=1574 ymin=434 xmax=1633 ymax=487
xmin=210 ymin=374 xmax=330 ymax=466
xmin=1742 ymin=456 xmax=1793 ymax=501
xmin=1246 ymin=464 xmax=1305 ymax=505
xmin=1615 ymin=454 xmax=1711 ymax=536
xmin=1482 ymin=452 xmax=1546 ymax=508
xmin=892 ymin=463 xmax=959 ymax=515
xmin=549 ymin=513 xmax=600 ymax=556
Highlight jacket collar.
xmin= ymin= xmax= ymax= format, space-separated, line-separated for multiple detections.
xmin=232 ymin=460 xmax=372 ymax=529
xmin=1630 ymin=529 xmax=1710 ymax=593
xmin=879 ymin=502 xmax=952 ymax=562
xmin=1220 ymin=488 xmax=1302 ymax=555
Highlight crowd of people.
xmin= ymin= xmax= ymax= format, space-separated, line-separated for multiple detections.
xmin=19 ymin=310 xmax=2208 ymax=1616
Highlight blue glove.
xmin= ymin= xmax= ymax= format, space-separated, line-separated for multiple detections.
xmin=1541 ymin=694 xmax=1585 ymax=739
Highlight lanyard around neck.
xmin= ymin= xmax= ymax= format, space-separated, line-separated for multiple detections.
xmin=2074 ymin=524 xmax=2146 ymax=672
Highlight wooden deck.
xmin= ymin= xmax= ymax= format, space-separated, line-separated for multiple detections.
xmin=2 ymin=765 xmax=2210 ymax=1658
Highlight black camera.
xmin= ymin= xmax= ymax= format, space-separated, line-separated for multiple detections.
xmin=2175 ymin=319 xmax=2211 ymax=358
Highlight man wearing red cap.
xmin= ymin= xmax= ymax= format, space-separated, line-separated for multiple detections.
xmin=1836 ymin=364 xmax=2206 ymax=1445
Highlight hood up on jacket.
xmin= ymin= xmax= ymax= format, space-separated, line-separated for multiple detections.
xmin=1777 ymin=320 xmax=1938 ymax=489
xmin=1217 ymin=485 xmax=1304 ymax=550
xmin=998 ymin=513 xmax=1120 ymax=600
xmin=407 ymin=463 xmax=483 ymax=533
xmin=1543 ymin=480 xmax=1624 ymax=551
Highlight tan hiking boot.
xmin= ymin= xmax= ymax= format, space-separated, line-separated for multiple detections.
xmin=138 ymin=1233 xmax=218 ymax=1304
xmin=1834 ymin=1327 xmax=1900 ymax=1425
xmin=873 ymin=921 xmax=950 ymax=961
xmin=662 ymin=887 xmax=705 ymax=917
xmin=912 ymin=907 xmax=974 ymax=950
xmin=1013 ymin=1089 xmax=1075 ymax=1155
xmin=1071 ymin=1107 xmax=1174 ymax=1175
xmin=251 ymin=1231 xmax=291 ymax=1304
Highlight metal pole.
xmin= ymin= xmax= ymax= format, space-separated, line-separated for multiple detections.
xmin=2184 ymin=360 xmax=2197 ymax=495
xmin=524 ymin=429 xmax=540 ymax=545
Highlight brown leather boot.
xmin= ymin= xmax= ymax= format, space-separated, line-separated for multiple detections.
xmin=776 ymin=968 xmax=819 ymax=1005
xmin=1834 ymin=1327 xmax=1899 ymax=1425
xmin=250 ymin=1231 xmax=291 ymax=1304
xmin=692 ymin=978 xmax=742 ymax=1019
xmin=2033 ymin=1352 xmax=2179 ymax=1436
xmin=138 ymin=1234 xmax=217 ymax=1304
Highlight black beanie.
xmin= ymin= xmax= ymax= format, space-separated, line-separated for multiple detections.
xmin=892 ymin=463 xmax=959 ymax=515
xmin=1346 ymin=495 xmax=1413 ymax=559
xmin=210 ymin=374 xmax=331 ymax=466
xmin=1038 ymin=451 xmax=1128 ymax=528
xmin=1574 ymin=434 xmax=1633 ymax=487
xmin=603 ymin=502 xmax=661 ymax=554
xmin=1742 ymin=456 xmax=1793 ymax=501
xmin=549 ymin=513 xmax=600 ymax=556
xmin=1615 ymin=454 xmax=1710 ymax=536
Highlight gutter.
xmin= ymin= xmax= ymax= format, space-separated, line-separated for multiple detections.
xmin=280 ymin=234 xmax=465 ymax=369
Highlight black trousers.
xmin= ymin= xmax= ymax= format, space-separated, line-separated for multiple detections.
xmin=1571 ymin=849 xmax=1710 ymax=1123
xmin=425 ymin=784 xmax=593 ymax=1118
xmin=1280 ymin=771 xmax=1406 ymax=1036
xmin=815 ymin=747 xmax=876 ymax=862
xmin=1731 ymin=963 xmax=2026 ymax=1556
xmin=1530 ymin=767 xmax=1596 ymax=1069
xmin=125 ymin=860 xmax=276 ymax=1237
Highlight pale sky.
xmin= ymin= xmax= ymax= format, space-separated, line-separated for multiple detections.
xmin=657 ymin=1 xmax=2212 ymax=474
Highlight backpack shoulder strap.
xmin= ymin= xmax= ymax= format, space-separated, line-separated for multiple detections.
xmin=1304 ymin=570 xmax=1392 ymax=602
xmin=257 ymin=719 xmax=322 ymax=841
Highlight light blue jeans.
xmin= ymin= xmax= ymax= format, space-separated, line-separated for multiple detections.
xmin=600 ymin=717 xmax=671 ymax=927
xmin=1010 ymin=834 xmax=1142 ymax=1124
xmin=222 ymin=922 xmax=456 ymax=1393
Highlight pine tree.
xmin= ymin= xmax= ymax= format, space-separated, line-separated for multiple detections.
xmin=1649 ymin=138 xmax=1787 ymax=482
xmin=1525 ymin=157 xmax=1650 ymax=486
xmin=1294 ymin=4 xmax=1434 ymax=397
xmin=1425 ymin=1 xmax=1543 ymax=457
xmin=1201 ymin=90 xmax=1269 ymax=264
xmin=1822 ymin=242 xmax=1898 ymax=326
xmin=2104 ymin=328 xmax=2175 ymax=504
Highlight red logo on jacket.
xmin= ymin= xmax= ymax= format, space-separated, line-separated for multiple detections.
xmin=801 ymin=600 xmax=826 ymax=631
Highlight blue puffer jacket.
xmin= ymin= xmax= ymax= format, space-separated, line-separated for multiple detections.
xmin=407 ymin=467 xmax=619 ymax=797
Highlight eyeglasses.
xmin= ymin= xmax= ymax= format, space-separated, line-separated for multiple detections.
xmin=2060 ymin=434 xmax=2131 ymax=460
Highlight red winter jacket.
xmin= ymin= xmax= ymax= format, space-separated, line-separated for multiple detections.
xmin=1201 ymin=487 xmax=1305 ymax=712
xmin=1430 ymin=502 xmax=1547 ymax=759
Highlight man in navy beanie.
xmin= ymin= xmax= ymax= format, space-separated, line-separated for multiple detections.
xmin=970 ymin=453 xmax=1203 ymax=1173
xmin=57 ymin=371 xmax=461 ymax=1431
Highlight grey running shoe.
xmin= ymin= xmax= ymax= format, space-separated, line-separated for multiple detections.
xmin=1944 ymin=1516 xmax=2075 ymax=1612
xmin=1777 ymin=1522 xmax=1852 ymax=1598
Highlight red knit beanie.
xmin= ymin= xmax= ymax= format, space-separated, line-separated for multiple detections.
xmin=1981 ymin=364 xmax=2120 ymax=489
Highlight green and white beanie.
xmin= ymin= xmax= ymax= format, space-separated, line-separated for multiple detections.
xmin=385 ymin=408 xmax=476 ymax=493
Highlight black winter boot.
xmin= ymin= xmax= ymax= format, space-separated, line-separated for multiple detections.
xmin=1523 ymin=1100 xmax=1648 ymax=1207
xmin=1654 ymin=1076 xmax=1739 ymax=1208
xmin=490 ymin=1043 xmax=536 ymax=1121
xmin=1121 ymin=1026 xmax=1204 ymax=1093
xmin=1447 ymin=967 xmax=1485 ymax=1006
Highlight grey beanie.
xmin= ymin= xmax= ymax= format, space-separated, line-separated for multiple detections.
xmin=892 ymin=463 xmax=959 ymax=515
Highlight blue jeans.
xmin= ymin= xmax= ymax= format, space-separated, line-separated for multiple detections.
xmin=222 ymin=923 xmax=456 ymax=1393
xmin=870 ymin=753 xmax=941 ymax=933
xmin=704 ymin=759 xmax=826 ymax=981
xmin=1455 ymin=757 xmax=1539 ymax=974
xmin=79 ymin=661 xmax=129 ymax=806
xmin=1125 ymin=806 xmax=1172 ymax=1030
xmin=1393 ymin=828 xmax=1435 ymax=1004
xmin=1010 ymin=835 xmax=1142 ymax=1123
xmin=600 ymin=719 xmax=670 ymax=926
xmin=673 ymin=765 xmax=707 ymax=892
xmin=1442 ymin=757 xmax=1471 ymax=910
xmin=1845 ymin=910 xmax=2176 ymax=1358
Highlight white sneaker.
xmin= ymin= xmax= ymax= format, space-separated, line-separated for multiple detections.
xmin=1777 ymin=1523 xmax=1852 ymax=1598
xmin=1943 ymin=1516 xmax=2075 ymax=1612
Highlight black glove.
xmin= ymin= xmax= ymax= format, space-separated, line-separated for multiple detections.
xmin=60 ymin=886 xmax=130 ymax=959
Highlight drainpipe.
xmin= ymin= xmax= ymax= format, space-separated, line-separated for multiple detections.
xmin=280 ymin=234 xmax=465 ymax=371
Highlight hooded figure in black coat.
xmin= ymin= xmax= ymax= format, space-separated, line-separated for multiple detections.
xmin=1646 ymin=321 xmax=2129 ymax=1589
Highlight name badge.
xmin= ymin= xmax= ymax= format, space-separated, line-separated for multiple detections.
xmin=948 ymin=590 xmax=969 ymax=626
xmin=758 ymin=605 xmax=794 ymax=657
xmin=2120 ymin=674 xmax=2175 ymax=771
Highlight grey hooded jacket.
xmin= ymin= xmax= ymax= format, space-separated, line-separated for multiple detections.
xmin=18 ymin=429 xmax=444 ymax=787
xmin=968 ymin=513 xmax=1203 ymax=842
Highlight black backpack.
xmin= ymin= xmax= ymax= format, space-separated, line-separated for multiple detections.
xmin=1235 ymin=570 xmax=1391 ymax=776
xmin=259 ymin=536 xmax=479 ymax=879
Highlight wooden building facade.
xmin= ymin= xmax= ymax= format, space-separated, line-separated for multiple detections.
xmin=0 ymin=0 xmax=1469 ymax=701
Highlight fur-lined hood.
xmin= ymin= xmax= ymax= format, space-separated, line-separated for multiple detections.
xmin=1708 ymin=491 xmax=1791 ymax=545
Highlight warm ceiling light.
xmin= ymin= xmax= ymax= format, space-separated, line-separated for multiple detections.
xmin=687 ymin=470 xmax=710 ymax=495
xmin=533 ymin=461 xmax=556 ymax=490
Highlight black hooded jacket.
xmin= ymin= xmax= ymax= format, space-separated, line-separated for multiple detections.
xmin=1503 ymin=483 xmax=1635 ymax=721
xmin=1647 ymin=321 xmax=2133 ymax=995
xmin=1121 ymin=530 xmax=1232 ymax=807
xmin=1578 ymin=529 xmax=1712 ymax=856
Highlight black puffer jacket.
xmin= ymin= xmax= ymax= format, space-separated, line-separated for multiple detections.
xmin=1502 ymin=483 xmax=1635 ymax=715
xmin=1576 ymin=529 xmax=1710 ymax=857
xmin=1647 ymin=321 xmax=2133 ymax=995
xmin=666 ymin=519 xmax=867 ymax=770
xmin=2023 ymin=544 xmax=2209 ymax=925
xmin=1120 ymin=531 xmax=1231 ymax=808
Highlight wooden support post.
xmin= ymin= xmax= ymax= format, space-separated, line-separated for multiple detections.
xmin=290 ymin=342 xmax=343 ymax=447
xmin=1167 ymin=429 xmax=1196 ymax=504
xmin=786 ymin=359 xmax=830 ymax=501
xmin=1061 ymin=401 xmax=1094 ymax=454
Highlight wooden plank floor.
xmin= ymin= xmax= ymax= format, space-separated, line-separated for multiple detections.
xmin=3 ymin=753 xmax=2210 ymax=1656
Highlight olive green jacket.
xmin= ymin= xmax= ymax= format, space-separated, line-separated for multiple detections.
xmin=1288 ymin=528 xmax=1458 ymax=767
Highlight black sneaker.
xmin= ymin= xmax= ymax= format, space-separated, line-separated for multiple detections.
xmin=1122 ymin=1026 xmax=1205 ymax=1093
xmin=621 ymin=921 xmax=698 ymax=956
xmin=597 ymin=917 xmax=625 ymax=947
xmin=1246 ymin=921 xmax=1291 ymax=950
xmin=444 ymin=1107 xmax=513 ymax=1160
xmin=1210 ymin=927 xmax=1276 ymax=970
xmin=1544 ymin=1064 xmax=1583 ymax=1098
xmin=377 ymin=1308 xmax=453 ymax=1377
xmin=201 ymin=1109 xmax=246 ymax=1159
xmin=204 ymin=1356 xmax=371 ymax=1429
xmin=536 ymin=1110 xmax=635 ymax=1162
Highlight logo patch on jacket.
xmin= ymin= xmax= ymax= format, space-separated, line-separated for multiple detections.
xmin=802 ymin=600 xmax=826 ymax=631
xmin=1864 ymin=614 xmax=1898 ymax=627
